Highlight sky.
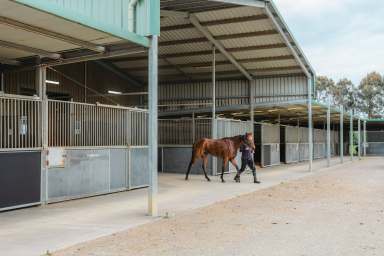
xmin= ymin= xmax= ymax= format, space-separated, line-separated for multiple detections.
xmin=273 ymin=0 xmax=384 ymax=85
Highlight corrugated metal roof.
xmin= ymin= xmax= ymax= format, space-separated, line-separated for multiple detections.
xmin=0 ymin=0 xmax=124 ymax=60
xmin=112 ymin=0 xmax=312 ymax=83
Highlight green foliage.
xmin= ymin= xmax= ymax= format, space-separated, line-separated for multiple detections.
xmin=315 ymin=72 xmax=384 ymax=117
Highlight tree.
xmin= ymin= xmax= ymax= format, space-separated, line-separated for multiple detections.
xmin=315 ymin=76 xmax=336 ymax=104
xmin=358 ymin=72 xmax=384 ymax=118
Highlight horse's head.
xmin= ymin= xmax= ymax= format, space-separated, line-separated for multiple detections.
xmin=241 ymin=132 xmax=255 ymax=150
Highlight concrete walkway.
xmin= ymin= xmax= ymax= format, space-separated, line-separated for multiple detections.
xmin=0 ymin=157 xmax=350 ymax=256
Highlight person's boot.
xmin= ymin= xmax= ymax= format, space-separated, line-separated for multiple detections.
xmin=253 ymin=172 xmax=261 ymax=184
xmin=234 ymin=173 xmax=240 ymax=183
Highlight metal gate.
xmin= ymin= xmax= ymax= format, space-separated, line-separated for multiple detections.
xmin=0 ymin=94 xmax=42 ymax=211
xmin=45 ymin=100 xmax=149 ymax=203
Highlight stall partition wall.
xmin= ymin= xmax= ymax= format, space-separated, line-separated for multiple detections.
xmin=159 ymin=118 xmax=253 ymax=175
xmin=254 ymin=123 xmax=280 ymax=167
xmin=45 ymin=100 xmax=149 ymax=203
xmin=366 ymin=131 xmax=384 ymax=155
xmin=280 ymin=126 xmax=300 ymax=164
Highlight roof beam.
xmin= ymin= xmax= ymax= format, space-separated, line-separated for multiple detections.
xmin=132 ymin=66 xmax=302 ymax=77
xmin=265 ymin=5 xmax=310 ymax=77
xmin=0 ymin=16 xmax=105 ymax=53
xmin=120 ymin=55 xmax=295 ymax=71
xmin=114 ymin=43 xmax=287 ymax=62
xmin=0 ymin=39 xmax=60 ymax=59
xmin=161 ymin=14 xmax=269 ymax=31
xmin=93 ymin=60 xmax=143 ymax=88
xmin=160 ymin=30 xmax=278 ymax=46
xmin=188 ymin=14 xmax=253 ymax=81
xmin=0 ymin=58 xmax=21 ymax=66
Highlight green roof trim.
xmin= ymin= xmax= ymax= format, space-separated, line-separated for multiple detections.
xmin=14 ymin=0 xmax=150 ymax=47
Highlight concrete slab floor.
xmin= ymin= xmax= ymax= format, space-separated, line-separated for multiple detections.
xmin=0 ymin=157 xmax=352 ymax=256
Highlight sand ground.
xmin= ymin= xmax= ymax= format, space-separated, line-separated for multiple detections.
xmin=53 ymin=157 xmax=384 ymax=256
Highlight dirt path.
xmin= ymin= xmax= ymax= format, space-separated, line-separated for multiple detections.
xmin=54 ymin=158 xmax=384 ymax=256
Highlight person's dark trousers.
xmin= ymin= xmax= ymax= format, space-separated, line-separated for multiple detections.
xmin=234 ymin=159 xmax=260 ymax=183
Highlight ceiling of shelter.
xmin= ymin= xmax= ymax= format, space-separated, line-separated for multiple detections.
xmin=160 ymin=100 xmax=359 ymax=126
xmin=0 ymin=0 xmax=137 ymax=65
xmin=112 ymin=0 xmax=308 ymax=83
xmin=0 ymin=0 xmax=312 ymax=86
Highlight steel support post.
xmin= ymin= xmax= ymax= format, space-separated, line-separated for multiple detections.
xmin=0 ymin=71 xmax=4 ymax=92
xmin=340 ymin=106 xmax=344 ymax=163
xmin=358 ymin=118 xmax=361 ymax=160
xmin=326 ymin=99 xmax=331 ymax=167
xmin=38 ymin=65 xmax=48 ymax=204
xmin=363 ymin=120 xmax=367 ymax=156
xmin=148 ymin=35 xmax=158 ymax=217
xmin=192 ymin=112 xmax=196 ymax=143
xmin=307 ymin=77 xmax=313 ymax=172
xmin=350 ymin=113 xmax=353 ymax=161
xmin=211 ymin=45 xmax=218 ymax=176
xmin=250 ymin=80 xmax=254 ymax=124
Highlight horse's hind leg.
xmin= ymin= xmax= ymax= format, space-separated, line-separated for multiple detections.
xmin=185 ymin=151 xmax=197 ymax=180
xmin=201 ymin=154 xmax=211 ymax=182
xmin=221 ymin=158 xmax=228 ymax=183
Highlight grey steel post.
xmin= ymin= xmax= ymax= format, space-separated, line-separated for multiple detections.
xmin=358 ymin=118 xmax=361 ymax=160
xmin=192 ymin=112 xmax=195 ymax=143
xmin=363 ymin=120 xmax=367 ymax=156
xmin=326 ymin=98 xmax=331 ymax=167
xmin=38 ymin=65 xmax=48 ymax=203
xmin=307 ymin=76 xmax=313 ymax=172
xmin=211 ymin=45 xmax=218 ymax=176
xmin=350 ymin=113 xmax=353 ymax=161
xmin=250 ymin=80 xmax=254 ymax=124
xmin=148 ymin=35 xmax=158 ymax=217
xmin=0 ymin=71 xmax=4 ymax=92
xmin=340 ymin=106 xmax=344 ymax=163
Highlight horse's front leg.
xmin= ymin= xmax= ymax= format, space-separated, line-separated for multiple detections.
xmin=231 ymin=158 xmax=241 ymax=183
xmin=221 ymin=158 xmax=228 ymax=183
xmin=202 ymin=154 xmax=211 ymax=182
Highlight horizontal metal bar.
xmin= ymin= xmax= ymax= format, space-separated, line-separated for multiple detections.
xmin=0 ymin=16 xmax=105 ymax=53
xmin=161 ymin=14 xmax=269 ymax=31
xmin=0 ymin=39 xmax=61 ymax=59
xmin=159 ymin=29 xmax=278 ymax=46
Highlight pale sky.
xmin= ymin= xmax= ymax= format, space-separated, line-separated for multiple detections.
xmin=273 ymin=0 xmax=384 ymax=85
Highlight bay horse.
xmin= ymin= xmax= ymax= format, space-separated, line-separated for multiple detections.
xmin=185 ymin=133 xmax=255 ymax=183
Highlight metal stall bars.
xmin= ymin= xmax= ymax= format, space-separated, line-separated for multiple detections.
xmin=0 ymin=93 xmax=42 ymax=211
xmin=0 ymin=94 xmax=42 ymax=150
xmin=45 ymin=99 xmax=149 ymax=203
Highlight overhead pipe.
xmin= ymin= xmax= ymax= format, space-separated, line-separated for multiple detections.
xmin=128 ymin=0 xmax=139 ymax=33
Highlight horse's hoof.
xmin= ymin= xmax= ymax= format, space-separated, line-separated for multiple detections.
xmin=207 ymin=179 xmax=211 ymax=182
xmin=254 ymin=180 xmax=261 ymax=184
xmin=221 ymin=180 xmax=226 ymax=183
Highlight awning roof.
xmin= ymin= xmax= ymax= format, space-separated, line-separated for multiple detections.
xmin=111 ymin=0 xmax=314 ymax=83
xmin=0 ymin=0 xmax=138 ymax=64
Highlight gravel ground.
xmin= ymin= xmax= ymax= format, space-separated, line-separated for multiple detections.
xmin=53 ymin=158 xmax=384 ymax=256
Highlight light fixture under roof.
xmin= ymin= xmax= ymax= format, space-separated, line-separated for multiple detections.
xmin=108 ymin=90 xmax=122 ymax=95
xmin=46 ymin=80 xmax=59 ymax=85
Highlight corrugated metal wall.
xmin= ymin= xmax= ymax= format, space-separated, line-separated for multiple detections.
xmin=159 ymin=76 xmax=307 ymax=112
xmin=252 ymin=76 xmax=307 ymax=103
